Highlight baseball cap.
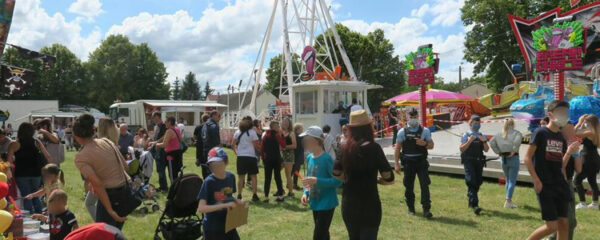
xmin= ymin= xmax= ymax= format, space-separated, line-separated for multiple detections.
xmin=65 ymin=223 xmax=125 ymax=240
xmin=207 ymin=147 xmax=228 ymax=164
xmin=299 ymin=126 xmax=323 ymax=140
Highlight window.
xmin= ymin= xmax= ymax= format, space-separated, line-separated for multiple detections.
xmin=295 ymin=91 xmax=317 ymax=114
xmin=323 ymin=90 xmax=329 ymax=113
xmin=118 ymin=108 xmax=129 ymax=117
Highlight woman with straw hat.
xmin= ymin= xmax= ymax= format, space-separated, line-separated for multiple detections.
xmin=333 ymin=110 xmax=395 ymax=240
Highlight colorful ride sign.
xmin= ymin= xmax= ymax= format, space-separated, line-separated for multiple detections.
xmin=535 ymin=47 xmax=583 ymax=72
xmin=408 ymin=67 xmax=435 ymax=86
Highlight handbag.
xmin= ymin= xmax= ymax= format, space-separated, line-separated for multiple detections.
xmin=45 ymin=142 xmax=65 ymax=164
xmin=103 ymin=139 xmax=142 ymax=217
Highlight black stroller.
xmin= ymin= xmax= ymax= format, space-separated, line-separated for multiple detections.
xmin=154 ymin=170 xmax=204 ymax=240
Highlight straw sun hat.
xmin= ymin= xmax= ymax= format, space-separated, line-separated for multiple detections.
xmin=347 ymin=109 xmax=373 ymax=127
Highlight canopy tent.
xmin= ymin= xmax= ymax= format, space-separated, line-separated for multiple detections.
xmin=383 ymin=89 xmax=491 ymax=118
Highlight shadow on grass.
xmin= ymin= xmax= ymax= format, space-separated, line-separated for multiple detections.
xmin=521 ymin=204 xmax=540 ymax=213
xmin=251 ymin=199 xmax=308 ymax=212
xmin=482 ymin=209 xmax=538 ymax=221
xmin=428 ymin=216 xmax=478 ymax=228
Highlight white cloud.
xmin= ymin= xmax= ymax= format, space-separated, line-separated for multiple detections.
xmin=409 ymin=0 xmax=464 ymax=27
xmin=411 ymin=4 xmax=429 ymax=18
xmin=7 ymin=0 xmax=101 ymax=60
xmin=68 ymin=0 xmax=104 ymax=21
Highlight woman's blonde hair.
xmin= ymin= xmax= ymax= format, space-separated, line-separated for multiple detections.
xmin=98 ymin=118 xmax=119 ymax=144
xmin=502 ymin=118 xmax=515 ymax=138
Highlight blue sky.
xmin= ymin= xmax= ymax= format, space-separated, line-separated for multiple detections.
xmin=8 ymin=0 xmax=471 ymax=92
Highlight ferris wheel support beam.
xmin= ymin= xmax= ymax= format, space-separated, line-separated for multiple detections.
xmin=248 ymin=0 xmax=279 ymax=115
xmin=317 ymin=0 xmax=358 ymax=81
xmin=281 ymin=0 xmax=295 ymax=111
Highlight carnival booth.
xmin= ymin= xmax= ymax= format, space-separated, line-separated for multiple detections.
xmin=383 ymin=89 xmax=491 ymax=130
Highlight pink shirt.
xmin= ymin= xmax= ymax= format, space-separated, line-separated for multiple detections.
xmin=165 ymin=127 xmax=181 ymax=153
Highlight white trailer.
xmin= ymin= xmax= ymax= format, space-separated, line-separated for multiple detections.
xmin=0 ymin=100 xmax=59 ymax=133
xmin=109 ymin=100 xmax=227 ymax=142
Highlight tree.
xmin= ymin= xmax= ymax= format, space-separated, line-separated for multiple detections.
xmin=86 ymin=35 xmax=170 ymax=111
xmin=172 ymin=77 xmax=181 ymax=100
xmin=461 ymin=0 xmax=595 ymax=92
xmin=181 ymin=71 xmax=201 ymax=100
xmin=263 ymin=54 xmax=301 ymax=98
xmin=203 ymin=81 xmax=214 ymax=100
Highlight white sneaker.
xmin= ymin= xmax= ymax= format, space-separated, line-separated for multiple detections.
xmin=504 ymin=201 xmax=518 ymax=208
xmin=575 ymin=202 xmax=588 ymax=210
xmin=588 ymin=203 xmax=599 ymax=210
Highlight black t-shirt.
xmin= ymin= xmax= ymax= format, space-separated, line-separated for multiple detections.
xmin=388 ymin=106 xmax=398 ymax=124
xmin=530 ymin=126 xmax=567 ymax=185
xmin=153 ymin=123 xmax=166 ymax=141
xmin=194 ymin=124 xmax=204 ymax=159
xmin=49 ymin=209 xmax=77 ymax=240
xmin=334 ymin=141 xmax=394 ymax=227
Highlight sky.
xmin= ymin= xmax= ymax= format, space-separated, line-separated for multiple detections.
xmin=7 ymin=0 xmax=473 ymax=93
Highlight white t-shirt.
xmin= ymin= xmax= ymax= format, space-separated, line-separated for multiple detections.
xmin=233 ymin=129 xmax=259 ymax=158
xmin=177 ymin=123 xmax=185 ymax=138
xmin=323 ymin=133 xmax=337 ymax=160
xmin=350 ymin=104 xmax=363 ymax=113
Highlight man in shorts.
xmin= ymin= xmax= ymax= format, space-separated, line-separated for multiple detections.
xmin=524 ymin=100 xmax=579 ymax=240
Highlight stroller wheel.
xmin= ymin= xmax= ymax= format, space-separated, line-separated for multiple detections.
xmin=140 ymin=207 xmax=149 ymax=214
xmin=154 ymin=235 xmax=161 ymax=240
xmin=152 ymin=204 xmax=160 ymax=212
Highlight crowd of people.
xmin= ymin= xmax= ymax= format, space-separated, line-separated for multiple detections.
xmin=0 ymin=99 xmax=598 ymax=240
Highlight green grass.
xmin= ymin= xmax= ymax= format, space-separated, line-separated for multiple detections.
xmin=60 ymin=148 xmax=600 ymax=240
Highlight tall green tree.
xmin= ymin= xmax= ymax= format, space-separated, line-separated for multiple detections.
xmin=203 ymin=81 xmax=214 ymax=100
xmin=39 ymin=44 xmax=87 ymax=106
xmin=86 ymin=35 xmax=170 ymax=111
xmin=461 ymin=0 xmax=595 ymax=92
xmin=172 ymin=77 xmax=181 ymax=100
xmin=181 ymin=71 xmax=201 ymax=100
xmin=263 ymin=54 xmax=301 ymax=98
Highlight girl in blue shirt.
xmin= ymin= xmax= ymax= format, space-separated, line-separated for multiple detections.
xmin=300 ymin=126 xmax=342 ymax=240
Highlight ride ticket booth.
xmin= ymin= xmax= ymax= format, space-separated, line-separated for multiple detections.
xmin=292 ymin=80 xmax=379 ymax=137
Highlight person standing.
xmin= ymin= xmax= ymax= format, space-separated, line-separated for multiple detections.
xmin=334 ymin=110 xmax=394 ymax=240
xmin=64 ymin=124 xmax=73 ymax=151
xmin=7 ymin=122 xmax=52 ymax=214
xmin=201 ymin=111 xmax=221 ymax=179
xmin=194 ymin=114 xmax=210 ymax=168
xmin=261 ymin=121 xmax=285 ymax=203
xmin=0 ymin=129 xmax=12 ymax=159
xmin=300 ymin=126 xmax=342 ymax=240
xmin=293 ymin=123 xmax=305 ymax=190
xmin=459 ymin=115 xmax=489 ymax=215
xmin=73 ymin=114 xmax=130 ymax=230
xmin=177 ymin=118 xmax=186 ymax=139
xmin=525 ymin=100 xmax=578 ymax=240
xmin=348 ymin=98 xmax=363 ymax=113
xmin=573 ymin=114 xmax=600 ymax=210
xmin=322 ymin=125 xmax=336 ymax=162
xmin=118 ymin=124 xmax=134 ymax=156
xmin=149 ymin=112 xmax=168 ymax=192
xmin=156 ymin=117 xmax=184 ymax=185
xmin=388 ymin=101 xmax=399 ymax=146
xmin=393 ymin=108 xmax=434 ymax=218
xmin=281 ymin=118 xmax=297 ymax=198
xmin=231 ymin=118 xmax=260 ymax=202
xmin=489 ymin=118 xmax=523 ymax=208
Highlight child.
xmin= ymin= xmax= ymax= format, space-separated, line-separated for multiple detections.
xmin=32 ymin=189 xmax=78 ymax=240
xmin=300 ymin=126 xmax=342 ymax=240
xmin=197 ymin=147 xmax=243 ymax=240
xmin=524 ymin=100 xmax=579 ymax=240
xmin=25 ymin=163 xmax=64 ymax=202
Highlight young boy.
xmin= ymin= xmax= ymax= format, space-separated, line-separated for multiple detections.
xmin=32 ymin=189 xmax=78 ymax=240
xmin=524 ymin=100 xmax=579 ymax=240
xmin=197 ymin=147 xmax=244 ymax=240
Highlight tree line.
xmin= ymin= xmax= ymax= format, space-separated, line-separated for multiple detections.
xmin=1 ymin=34 xmax=214 ymax=112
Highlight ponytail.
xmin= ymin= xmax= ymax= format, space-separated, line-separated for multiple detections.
xmin=42 ymin=163 xmax=65 ymax=186
xmin=58 ymin=169 xmax=65 ymax=186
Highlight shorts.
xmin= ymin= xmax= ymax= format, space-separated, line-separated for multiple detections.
xmin=537 ymin=184 xmax=570 ymax=221
xmin=237 ymin=156 xmax=259 ymax=175
xmin=281 ymin=150 xmax=295 ymax=165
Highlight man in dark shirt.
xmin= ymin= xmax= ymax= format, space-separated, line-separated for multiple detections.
xmin=150 ymin=111 xmax=168 ymax=191
xmin=388 ymin=101 xmax=399 ymax=145
xmin=117 ymin=124 xmax=134 ymax=155
xmin=201 ymin=111 xmax=221 ymax=179
xmin=524 ymin=100 xmax=579 ymax=240
xmin=194 ymin=114 xmax=210 ymax=166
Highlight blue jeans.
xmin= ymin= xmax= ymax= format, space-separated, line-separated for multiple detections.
xmin=501 ymin=155 xmax=520 ymax=200
xmin=16 ymin=177 xmax=43 ymax=213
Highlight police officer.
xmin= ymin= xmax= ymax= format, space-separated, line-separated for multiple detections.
xmin=459 ymin=115 xmax=489 ymax=215
xmin=394 ymin=108 xmax=434 ymax=219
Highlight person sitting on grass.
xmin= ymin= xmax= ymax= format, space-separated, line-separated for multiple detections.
xmin=524 ymin=100 xmax=580 ymax=240
xmin=300 ymin=126 xmax=342 ymax=240
xmin=197 ymin=147 xmax=244 ymax=240
xmin=32 ymin=189 xmax=79 ymax=240
xmin=25 ymin=163 xmax=64 ymax=202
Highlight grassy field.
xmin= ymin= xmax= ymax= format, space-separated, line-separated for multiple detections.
xmin=60 ymin=148 xmax=600 ymax=240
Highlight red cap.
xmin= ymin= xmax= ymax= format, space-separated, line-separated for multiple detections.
xmin=64 ymin=223 xmax=125 ymax=240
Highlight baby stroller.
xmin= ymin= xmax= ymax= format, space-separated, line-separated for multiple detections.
xmin=126 ymin=147 xmax=160 ymax=214
xmin=154 ymin=170 xmax=203 ymax=240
